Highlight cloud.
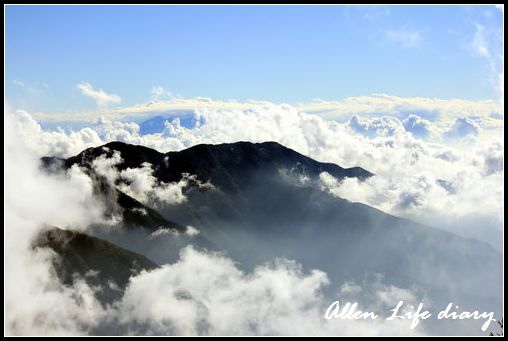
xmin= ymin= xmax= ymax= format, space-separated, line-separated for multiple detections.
xmin=385 ymin=29 xmax=421 ymax=48
xmin=348 ymin=115 xmax=405 ymax=138
xmin=30 ymin=94 xmax=503 ymax=124
xmin=472 ymin=23 xmax=490 ymax=58
xmin=88 ymin=150 xmax=215 ymax=207
xmin=12 ymin=79 xmax=26 ymax=87
xmin=149 ymin=225 xmax=200 ymax=239
xmin=13 ymin=109 xmax=107 ymax=157
xmin=11 ymin=79 xmax=48 ymax=93
xmin=108 ymin=246 xmax=423 ymax=336
xmin=298 ymin=94 xmax=502 ymax=122
xmin=402 ymin=115 xmax=434 ymax=139
xmin=337 ymin=275 xmax=426 ymax=314
xmin=149 ymin=227 xmax=181 ymax=239
xmin=4 ymin=108 xmax=109 ymax=335
xmin=77 ymin=82 xmax=121 ymax=106
xmin=468 ymin=15 xmax=503 ymax=104
xmin=118 ymin=162 xmax=189 ymax=205
xmin=497 ymin=70 xmax=504 ymax=104
xmin=185 ymin=225 xmax=200 ymax=236
xmin=443 ymin=117 xmax=480 ymax=140
xmin=151 ymin=86 xmax=173 ymax=100
xmin=359 ymin=6 xmax=391 ymax=21
xmin=318 ymin=153 xmax=503 ymax=250
xmin=91 ymin=149 xmax=124 ymax=184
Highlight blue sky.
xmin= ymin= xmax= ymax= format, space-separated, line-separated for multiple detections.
xmin=5 ymin=5 xmax=503 ymax=114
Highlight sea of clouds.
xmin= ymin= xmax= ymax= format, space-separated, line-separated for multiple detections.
xmin=4 ymin=95 xmax=503 ymax=335
xmin=12 ymin=95 xmax=504 ymax=248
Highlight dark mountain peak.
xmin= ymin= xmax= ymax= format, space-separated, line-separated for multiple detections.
xmin=102 ymin=140 xmax=136 ymax=150
xmin=167 ymin=140 xmax=372 ymax=179
xmin=101 ymin=141 xmax=164 ymax=161
xmin=65 ymin=141 xmax=164 ymax=171
xmin=55 ymin=140 xmax=373 ymax=192
xmin=188 ymin=140 xmax=283 ymax=149
xmin=190 ymin=141 xmax=307 ymax=162
xmin=183 ymin=140 xmax=291 ymax=153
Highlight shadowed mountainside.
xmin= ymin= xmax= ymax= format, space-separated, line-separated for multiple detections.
xmin=33 ymin=226 xmax=158 ymax=302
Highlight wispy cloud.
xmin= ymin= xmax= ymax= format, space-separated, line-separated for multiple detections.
xmin=344 ymin=5 xmax=391 ymax=22
xmin=361 ymin=6 xmax=390 ymax=20
xmin=30 ymin=94 xmax=502 ymax=124
xmin=150 ymin=86 xmax=173 ymax=100
xmin=77 ymin=82 xmax=121 ymax=106
xmin=385 ymin=29 xmax=421 ymax=48
xmin=472 ymin=23 xmax=490 ymax=57
xmin=469 ymin=18 xmax=503 ymax=103
xmin=12 ymin=79 xmax=26 ymax=87
xmin=12 ymin=79 xmax=48 ymax=93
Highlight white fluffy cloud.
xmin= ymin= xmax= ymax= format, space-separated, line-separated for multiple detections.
xmin=402 ymin=114 xmax=435 ymax=139
xmin=5 ymin=109 xmax=108 ymax=335
xmin=444 ymin=117 xmax=480 ymax=141
xmin=318 ymin=154 xmax=503 ymax=249
xmin=77 ymin=82 xmax=122 ymax=106
xmin=110 ymin=246 xmax=423 ymax=336
xmin=349 ymin=115 xmax=406 ymax=138
xmin=185 ymin=225 xmax=200 ymax=236
xmin=92 ymin=149 xmax=124 ymax=184
xmin=118 ymin=162 xmax=189 ymax=205
xmin=12 ymin=109 xmax=103 ymax=157
xmin=89 ymin=150 xmax=213 ymax=207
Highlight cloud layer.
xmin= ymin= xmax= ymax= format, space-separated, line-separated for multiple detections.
xmin=30 ymin=93 xmax=502 ymax=123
